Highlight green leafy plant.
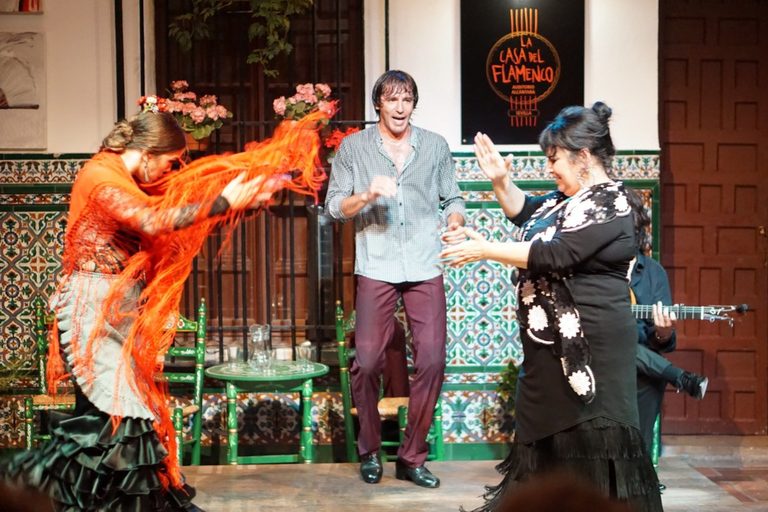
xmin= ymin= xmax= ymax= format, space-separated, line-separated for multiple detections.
xmin=169 ymin=0 xmax=313 ymax=77
xmin=137 ymin=81 xmax=233 ymax=140
xmin=497 ymin=360 xmax=520 ymax=435
xmin=0 ymin=356 xmax=30 ymax=393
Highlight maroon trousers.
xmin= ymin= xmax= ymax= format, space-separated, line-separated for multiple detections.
xmin=351 ymin=275 xmax=447 ymax=468
xmin=382 ymin=319 xmax=410 ymax=398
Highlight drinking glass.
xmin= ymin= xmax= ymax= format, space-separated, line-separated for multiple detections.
xmin=226 ymin=345 xmax=242 ymax=369
xmin=249 ymin=347 xmax=275 ymax=374
xmin=296 ymin=344 xmax=315 ymax=371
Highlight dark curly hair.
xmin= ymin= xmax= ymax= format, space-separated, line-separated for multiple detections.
xmin=539 ymin=102 xmax=616 ymax=176
xmin=626 ymin=188 xmax=651 ymax=254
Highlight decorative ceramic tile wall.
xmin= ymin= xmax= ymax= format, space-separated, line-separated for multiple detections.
xmin=0 ymin=152 xmax=660 ymax=452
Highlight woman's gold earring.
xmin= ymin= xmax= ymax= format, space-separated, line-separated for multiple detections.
xmin=143 ymin=159 xmax=150 ymax=183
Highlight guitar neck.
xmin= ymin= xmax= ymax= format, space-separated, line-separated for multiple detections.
xmin=631 ymin=304 xmax=708 ymax=321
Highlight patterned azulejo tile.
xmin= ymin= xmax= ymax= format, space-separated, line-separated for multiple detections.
xmin=0 ymin=158 xmax=82 ymax=184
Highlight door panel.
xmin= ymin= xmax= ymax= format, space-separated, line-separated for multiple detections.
xmin=659 ymin=0 xmax=768 ymax=434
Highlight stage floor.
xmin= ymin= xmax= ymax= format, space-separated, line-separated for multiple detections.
xmin=183 ymin=457 xmax=767 ymax=511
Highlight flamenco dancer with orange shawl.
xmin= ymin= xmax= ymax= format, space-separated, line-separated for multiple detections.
xmin=0 ymin=101 xmax=329 ymax=511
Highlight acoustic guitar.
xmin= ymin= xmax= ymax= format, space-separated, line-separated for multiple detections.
xmin=631 ymin=304 xmax=748 ymax=326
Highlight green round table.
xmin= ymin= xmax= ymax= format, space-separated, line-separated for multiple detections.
xmin=205 ymin=360 xmax=329 ymax=465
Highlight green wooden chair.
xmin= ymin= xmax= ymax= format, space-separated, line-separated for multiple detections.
xmin=651 ymin=413 xmax=661 ymax=472
xmin=335 ymin=299 xmax=444 ymax=463
xmin=160 ymin=299 xmax=207 ymax=466
xmin=24 ymin=296 xmax=76 ymax=449
xmin=25 ymin=296 xmax=208 ymax=467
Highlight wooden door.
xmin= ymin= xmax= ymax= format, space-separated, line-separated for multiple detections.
xmin=659 ymin=0 xmax=768 ymax=434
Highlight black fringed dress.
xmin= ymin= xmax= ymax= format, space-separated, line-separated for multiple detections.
xmin=466 ymin=183 xmax=663 ymax=512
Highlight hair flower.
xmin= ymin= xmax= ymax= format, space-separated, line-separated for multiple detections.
xmin=137 ymin=95 xmax=169 ymax=114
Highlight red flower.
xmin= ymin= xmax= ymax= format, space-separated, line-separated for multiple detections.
xmin=324 ymin=126 xmax=361 ymax=151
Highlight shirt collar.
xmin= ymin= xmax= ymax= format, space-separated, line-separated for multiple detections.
xmin=635 ymin=252 xmax=648 ymax=271
xmin=373 ymin=122 xmax=420 ymax=148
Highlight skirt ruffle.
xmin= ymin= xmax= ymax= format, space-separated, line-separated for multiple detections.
xmin=1 ymin=406 xmax=196 ymax=511
xmin=463 ymin=417 xmax=663 ymax=512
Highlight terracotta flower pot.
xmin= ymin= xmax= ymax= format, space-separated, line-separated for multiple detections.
xmin=185 ymin=132 xmax=210 ymax=152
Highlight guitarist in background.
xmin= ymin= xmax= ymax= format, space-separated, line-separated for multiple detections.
xmin=627 ymin=190 xmax=708 ymax=458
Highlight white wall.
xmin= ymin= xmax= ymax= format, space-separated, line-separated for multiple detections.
xmin=365 ymin=0 xmax=659 ymax=152
xmin=0 ymin=0 xmax=657 ymax=154
xmin=0 ymin=0 xmax=116 ymax=153
xmin=0 ymin=0 xmax=149 ymax=154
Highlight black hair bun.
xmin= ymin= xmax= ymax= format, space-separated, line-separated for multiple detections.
xmin=591 ymin=102 xmax=612 ymax=124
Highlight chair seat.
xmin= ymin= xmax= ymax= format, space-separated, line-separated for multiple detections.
xmin=336 ymin=300 xmax=443 ymax=464
xmin=351 ymin=396 xmax=409 ymax=419
xmin=31 ymin=394 xmax=76 ymax=407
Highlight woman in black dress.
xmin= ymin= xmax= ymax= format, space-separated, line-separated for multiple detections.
xmin=442 ymin=103 xmax=663 ymax=512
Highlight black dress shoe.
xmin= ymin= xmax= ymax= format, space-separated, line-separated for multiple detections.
xmin=659 ymin=483 xmax=667 ymax=492
xmin=395 ymin=459 xmax=440 ymax=488
xmin=676 ymin=371 xmax=708 ymax=400
xmin=360 ymin=452 xmax=383 ymax=484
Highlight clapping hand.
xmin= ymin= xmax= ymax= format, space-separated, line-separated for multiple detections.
xmin=247 ymin=174 xmax=291 ymax=209
xmin=361 ymin=175 xmax=397 ymax=204
xmin=221 ymin=172 xmax=290 ymax=211
xmin=439 ymin=228 xmax=488 ymax=267
xmin=474 ymin=133 xmax=512 ymax=183
xmin=440 ymin=220 xmax=466 ymax=246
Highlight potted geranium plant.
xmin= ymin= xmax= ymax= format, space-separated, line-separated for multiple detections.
xmin=137 ymin=81 xmax=233 ymax=151
xmin=272 ymin=82 xmax=336 ymax=122
xmin=166 ymin=80 xmax=232 ymax=146
xmin=272 ymin=83 xmax=359 ymax=164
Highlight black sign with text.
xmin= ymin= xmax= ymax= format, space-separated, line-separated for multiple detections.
xmin=460 ymin=0 xmax=584 ymax=144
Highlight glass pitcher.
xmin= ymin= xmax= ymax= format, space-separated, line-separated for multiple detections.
xmin=248 ymin=324 xmax=272 ymax=371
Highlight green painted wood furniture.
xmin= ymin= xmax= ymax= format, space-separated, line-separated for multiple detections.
xmin=24 ymin=296 xmax=76 ymax=449
xmin=26 ymin=296 xmax=207 ymax=468
xmin=205 ymin=360 xmax=329 ymax=465
xmin=651 ymin=413 xmax=661 ymax=471
xmin=160 ymin=299 xmax=207 ymax=466
xmin=334 ymin=300 xmax=444 ymax=463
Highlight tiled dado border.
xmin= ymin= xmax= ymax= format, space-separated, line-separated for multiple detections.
xmin=0 ymin=151 xmax=660 ymax=186
xmin=453 ymin=150 xmax=660 ymax=182
xmin=0 ymin=153 xmax=88 ymax=185
xmin=0 ymin=152 xmax=660 ymax=452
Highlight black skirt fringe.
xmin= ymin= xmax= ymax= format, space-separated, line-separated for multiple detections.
xmin=463 ymin=417 xmax=663 ymax=512
xmin=0 ymin=398 xmax=196 ymax=512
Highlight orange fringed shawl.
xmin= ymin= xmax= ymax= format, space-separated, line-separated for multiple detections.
xmin=46 ymin=111 xmax=330 ymax=489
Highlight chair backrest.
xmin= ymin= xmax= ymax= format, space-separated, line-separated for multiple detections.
xmin=161 ymin=299 xmax=207 ymax=399
xmin=158 ymin=299 xmax=207 ymax=466
xmin=335 ymin=299 xmax=355 ymax=364
xmin=32 ymin=296 xmax=62 ymax=395
xmin=334 ymin=301 xmax=395 ymax=400
xmin=33 ymin=296 xmax=48 ymax=394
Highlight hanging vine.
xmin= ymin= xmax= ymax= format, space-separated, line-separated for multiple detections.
xmin=169 ymin=0 xmax=313 ymax=77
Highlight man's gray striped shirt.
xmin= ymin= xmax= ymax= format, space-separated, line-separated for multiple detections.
xmin=325 ymin=124 xmax=466 ymax=283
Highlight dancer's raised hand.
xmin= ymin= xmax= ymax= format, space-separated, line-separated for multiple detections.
xmin=474 ymin=132 xmax=512 ymax=183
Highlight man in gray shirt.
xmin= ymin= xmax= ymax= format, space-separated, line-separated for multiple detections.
xmin=326 ymin=70 xmax=466 ymax=488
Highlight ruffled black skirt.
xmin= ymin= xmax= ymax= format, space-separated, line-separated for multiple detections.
xmin=0 ymin=391 xmax=197 ymax=512
xmin=463 ymin=417 xmax=663 ymax=512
